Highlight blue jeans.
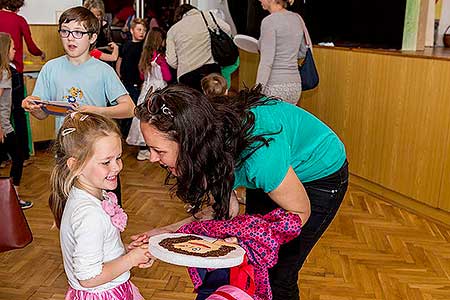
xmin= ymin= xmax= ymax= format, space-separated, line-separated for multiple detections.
xmin=246 ymin=161 xmax=349 ymax=300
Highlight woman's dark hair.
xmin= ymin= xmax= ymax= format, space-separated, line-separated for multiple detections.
xmin=173 ymin=4 xmax=196 ymax=24
xmin=0 ymin=0 xmax=24 ymax=11
xmin=135 ymin=84 xmax=279 ymax=220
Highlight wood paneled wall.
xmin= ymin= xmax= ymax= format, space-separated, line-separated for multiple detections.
xmin=238 ymin=50 xmax=259 ymax=90
xmin=24 ymin=25 xmax=64 ymax=62
xmin=24 ymin=76 xmax=55 ymax=142
xmin=238 ymin=47 xmax=450 ymax=224
xmin=22 ymin=25 xmax=61 ymax=142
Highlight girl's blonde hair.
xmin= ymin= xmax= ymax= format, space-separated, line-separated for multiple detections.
xmin=0 ymin=32 xmax=12 ymax=81
xmin=139 ymin=27 xmax=166 ymax=75
xmin=83 ymin=0 xmax=105 ymax=18
xmin=201 ymin=73 xmax=228 ymax=97
xmin=49 ymin=112 xmax=121 ymax=228
xmin=275 ymin=0 xmax=293 ymax=8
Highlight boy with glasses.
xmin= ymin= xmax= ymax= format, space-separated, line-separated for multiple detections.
xmin=21 ymin=6 xmax=134 ymax=205
xmin=22 ymin=6 xmax=134 ymax=130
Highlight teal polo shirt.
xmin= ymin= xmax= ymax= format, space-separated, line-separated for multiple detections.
xmin=233 ymin=100 xmax=346 ymax=192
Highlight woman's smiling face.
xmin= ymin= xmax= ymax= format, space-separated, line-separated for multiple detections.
xmin=140 ymin=121 xmax=179 ymax=176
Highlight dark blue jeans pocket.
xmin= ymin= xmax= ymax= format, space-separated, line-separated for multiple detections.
xmin=195 ymin=268 xmax=230 ymax=300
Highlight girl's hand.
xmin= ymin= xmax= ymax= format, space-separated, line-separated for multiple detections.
xmin=128 ymin=226 xmax=173 ymax=250
xmin=126 ymin=244 xmax=153 ymax=267
xmin=127 ymin=233 xmax=149 ymax=251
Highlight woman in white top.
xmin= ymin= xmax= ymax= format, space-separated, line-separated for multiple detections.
xmin=256 ymin=0 xmax=307 ymax=105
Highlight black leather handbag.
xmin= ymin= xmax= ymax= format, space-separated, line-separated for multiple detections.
xmin=201 ymin=11 xmax=239 ymax=67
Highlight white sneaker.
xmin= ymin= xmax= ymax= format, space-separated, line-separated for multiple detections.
xmin=136 ymin=150 xmax=150 ymax=161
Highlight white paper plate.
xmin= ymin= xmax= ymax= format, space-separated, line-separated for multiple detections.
xmin=148 ymin=233 xmax=245 ymax=268
xmin=233 ymin=34 xmax=259 ymax=54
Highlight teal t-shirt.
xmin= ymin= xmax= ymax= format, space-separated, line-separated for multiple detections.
xmin=233 ymin=100 xmax=346 ymax=192
xmin=33 ymin=56 xmax=128 ymax=131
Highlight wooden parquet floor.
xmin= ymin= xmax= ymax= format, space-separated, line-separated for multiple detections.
xmin=1 ymin=146 xmax=450 ymax=300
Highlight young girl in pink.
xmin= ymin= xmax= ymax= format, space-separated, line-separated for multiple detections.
xmin=126 ymin=27 xmax=172 ymax=160
xmin=50 ymin=112 xmax=152 ymax=299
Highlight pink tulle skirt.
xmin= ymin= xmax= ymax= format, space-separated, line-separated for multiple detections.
xmin=65 ymin=280 xmax=143 ymax=300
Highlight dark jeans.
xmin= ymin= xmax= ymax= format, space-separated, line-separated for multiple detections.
xmin=0 ymin=131 xmax=24 ymax=186
xmin=195 ymin=269 xmax=230 ymax=300
xmin=246 ymin=161 xmax=349 ymax=300
xmin=179 ymin=63 xmax=221 ymax=92
xmin=120 ymin=83 xmax=141 ymax=138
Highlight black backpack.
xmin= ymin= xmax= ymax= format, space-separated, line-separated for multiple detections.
xmin=201 ymin=11 xmax=239 ymax=67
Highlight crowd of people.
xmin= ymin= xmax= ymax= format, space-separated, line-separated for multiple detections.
xmin=0 ymin=0 xmax=348 ymax=300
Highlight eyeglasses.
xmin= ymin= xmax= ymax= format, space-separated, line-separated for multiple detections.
xmin=58 ymin=29 xmax=93 ymax=39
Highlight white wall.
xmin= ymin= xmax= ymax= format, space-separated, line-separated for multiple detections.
xmin=18 ymin=0 xmax=82 ymax=25
xmin=193 ymin=0 xmax=237 ymax=35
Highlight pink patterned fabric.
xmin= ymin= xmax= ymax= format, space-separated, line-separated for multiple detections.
xmin=207 ymin=285 xmax=254 ymax=300
xmin=64 ymin=280 xmax=143 ymax=300
xmin=178 ymin=208 xmax=302 ymax=300
xmin=101 ymin=192 xmax=127 ymax=232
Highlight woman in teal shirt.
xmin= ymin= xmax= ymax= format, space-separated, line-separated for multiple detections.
xmin=134 ymin=84 xmax=348 ymax=300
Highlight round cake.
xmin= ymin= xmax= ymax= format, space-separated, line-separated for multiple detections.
xmin=148 ymin=233 xmax=245 ymax=268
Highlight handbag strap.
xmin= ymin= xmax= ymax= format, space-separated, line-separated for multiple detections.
xmin=201 ymin=11 xmax=223 ymax=33
xmin=200 ymin=11 xmax=211 ymax=31
xmin=208 ymin=11 xmax=223 ymax=31
xmin=297 ymin=13 xmax=313 ymax=51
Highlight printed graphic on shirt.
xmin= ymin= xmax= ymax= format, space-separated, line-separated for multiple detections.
xmin=63 ymin=87 xmax=84 ymax=103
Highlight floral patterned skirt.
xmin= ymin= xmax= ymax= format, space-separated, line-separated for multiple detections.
xmin=262 ymin=82 xmax=302 ymax=105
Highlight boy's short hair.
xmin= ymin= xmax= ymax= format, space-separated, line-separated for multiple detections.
xmin=201 ymin=73 xmax=228 ymax=97
xmin=59 ymin=6 xmax=100 ymax=36
xmin=130 ymin=18 xmax=147 ymax=30
xmin=0 ymin=0 xmax=24 ymax=11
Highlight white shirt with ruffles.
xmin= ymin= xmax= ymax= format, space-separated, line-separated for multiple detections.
xmin=60 ymin=187 xmax=129 ymax=292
